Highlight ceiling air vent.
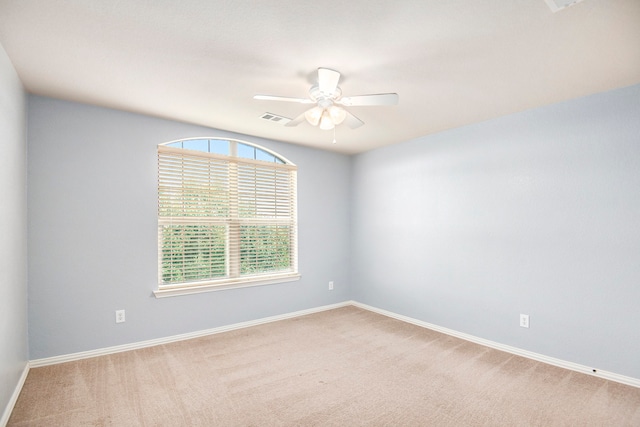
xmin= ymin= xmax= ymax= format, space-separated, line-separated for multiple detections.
xmin=544 ymin=0 xmax=585 ymax=12
xmin=260 ymin=112 xmax=291 ymax=125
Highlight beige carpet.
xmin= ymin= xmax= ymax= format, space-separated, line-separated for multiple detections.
xmin=9 ymin=306 xmax=640 ymax=426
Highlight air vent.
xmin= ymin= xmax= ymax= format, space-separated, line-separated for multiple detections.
xmin=544 ymin=0 xmax=585 ymax=12
xmin=260 ymin=112 xmax=291 ymax=125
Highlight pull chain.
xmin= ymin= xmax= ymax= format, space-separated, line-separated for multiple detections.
xmin=332 ymin=126 xmax=337 ymax=144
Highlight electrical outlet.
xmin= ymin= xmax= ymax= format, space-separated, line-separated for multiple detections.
xmin=115 ymin=309 xmax=126 ymax=323
xmin=520 ymin=314 xmax=529 ymax=328
xmin=328 ymin=281 xmax=334 ymax=290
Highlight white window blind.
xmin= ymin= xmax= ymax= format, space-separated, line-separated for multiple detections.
xmin=156 ymin=140 xmax=298 ymax=296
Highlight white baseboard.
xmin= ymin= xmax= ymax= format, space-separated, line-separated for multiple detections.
xmin=29 ymin=301 xmax=352 ymax=368
xmin=1 ymin=362 xmax=29 ymax=427
xmin=351 ymin=301 xmax=640 ymax=389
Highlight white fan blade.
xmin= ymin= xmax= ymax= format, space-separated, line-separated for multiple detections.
xmin=338 ymin=93 xmax=399 ymax=106
xmin=344 ymin=111 xmax=364 ymax=129
xmin=285 ymin=111 xmax=308 ymax=127
xmin=318 ymin=68 xmax=341 ymax=95
xmin=254 ymin=94 xmax=313 ymax=104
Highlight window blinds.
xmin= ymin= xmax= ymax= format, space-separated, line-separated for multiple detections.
xmin=158 ymin=144 xmax=297 ymax=289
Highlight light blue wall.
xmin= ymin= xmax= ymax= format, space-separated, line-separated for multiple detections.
xmin=0 ymin=45 xmax=28 ymax=418
xmin=27 ymin=96 xmax=351 ymax=359
xmin=351 ymin=84 xmax=640 ymax=379
xmin=25 ymin=84 xmax=640 ymax=381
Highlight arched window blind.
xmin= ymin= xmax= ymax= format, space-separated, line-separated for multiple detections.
xmin=155 ymin=138 xmax=299 ymax=297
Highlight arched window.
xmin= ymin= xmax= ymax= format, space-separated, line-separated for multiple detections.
xmin=155 ymin=138 xmax=298 ymax=297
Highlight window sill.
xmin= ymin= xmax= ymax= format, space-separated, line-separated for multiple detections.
xmin=153 ymin=273 xmax=301 ymax=298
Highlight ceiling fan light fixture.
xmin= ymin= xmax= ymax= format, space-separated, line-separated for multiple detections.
xmin=319 ymin=110 xmax=335 ymax=130
xmin=328 ymin=105 xmax=347 ymax=125
xmin=304 ymin=106 xmax=323 ymax=126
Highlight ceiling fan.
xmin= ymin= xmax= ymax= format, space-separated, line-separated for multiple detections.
xmin=254 ymin=68 xmax=398 ymax=131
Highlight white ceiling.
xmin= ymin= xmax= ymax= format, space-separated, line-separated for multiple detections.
xmin=1 ymin=0 xmax=639 ymax=154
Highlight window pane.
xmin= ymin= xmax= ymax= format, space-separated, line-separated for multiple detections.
xmin=237 ymin=143 xmax=256 ymax=160
xmin=256 ymin=149 xmax=276 ymax=163
xmin=161 ymin=225 xmax=227 ymax=283
xmin=240 ymin=225 xmax=291 ymax=275
xmin=167 ymin=139 xmax=286 ymax=163
xmin=182 ymin=139 xmax=209 ymax=152
xmin=209 ymin=139 xmax=230 ymax=156
xmin=237 ymin=164 xmax=293 ymax=219
xmin=158 ymin=153 xmax=229 ymax=218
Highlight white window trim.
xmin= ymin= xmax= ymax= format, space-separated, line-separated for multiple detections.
xmin=155 ymin=138 xmax=299 ymax=298
xmin=153 ymin=272 xmax=301 ymax=298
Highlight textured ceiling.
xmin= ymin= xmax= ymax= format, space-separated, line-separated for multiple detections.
xmin=1 ymin=0 xmax=639 ymax=154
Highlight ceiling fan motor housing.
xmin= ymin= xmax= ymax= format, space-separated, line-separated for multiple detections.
xmin=310 ymin=84 xmax=342 ymax=103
